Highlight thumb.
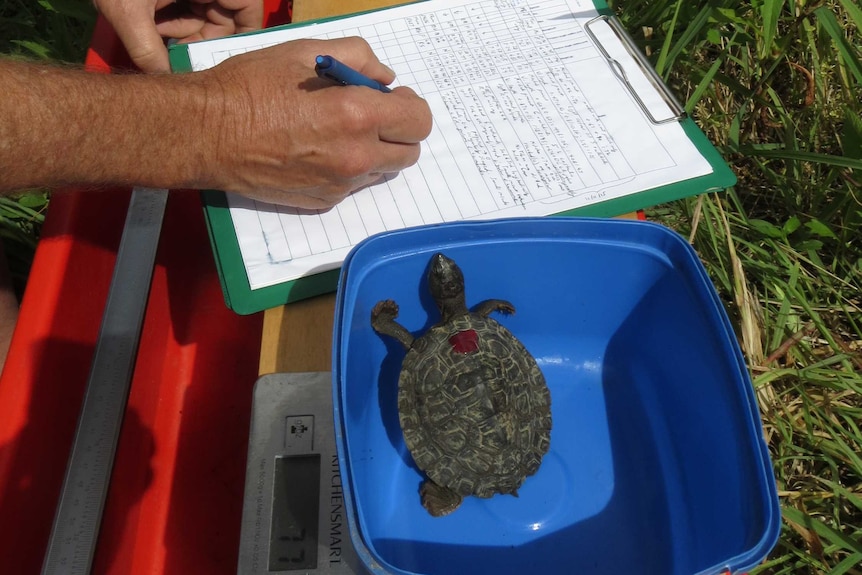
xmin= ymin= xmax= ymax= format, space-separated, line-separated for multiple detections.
xmin=101 ymin=3 xmax=171 ymax=73
xmin=119 ymin=23 xmax=171 ymax=72
xmin=331 ymin=37 xmax=396 ymax=84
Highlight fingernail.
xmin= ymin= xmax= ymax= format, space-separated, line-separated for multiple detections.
xmin=382 ymin=64 xmax=396 ymax=78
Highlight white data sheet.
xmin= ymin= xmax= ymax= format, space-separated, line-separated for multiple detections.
xmin=186 ymin=0 xmax=713 ymax=290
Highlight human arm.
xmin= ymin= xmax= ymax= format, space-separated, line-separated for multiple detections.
xmin=93 ymin=0 xmax=264 ymax=73
xmin=0 ymin=37 xmax=433 ymax=209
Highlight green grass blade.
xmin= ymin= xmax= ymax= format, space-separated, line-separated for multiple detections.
xmin=814 ymin=6 xmax=862 ymax=86
xmin=782 ymin=506 xmax=862 ymax=556
xmin=653 ymin=0 xmax=683 ymax=76
xmin=740 ymin=147 xmax=862 ymax=170
xmin=836 ymin=0 xmax=862 ymax=32
xmin=830 ymin=553 xmax=862 ymax=575
xmin=36 ymin=0 xmax=95 ymax=21
xmin=686 ymin=56 xmax=724 ymax=113
xmin=760 ymin=0 xmax=785 ymax=60
xmin=10 ymin=39 xmax=52 ymax=59
xmin=659 ymin=4 xmax=714 ymax=78
xmin=842 ymin=106 xmax=862 ymax=159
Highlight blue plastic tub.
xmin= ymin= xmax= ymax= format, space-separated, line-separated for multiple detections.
xmin=332 ymin=217 xmax=779 ymax=575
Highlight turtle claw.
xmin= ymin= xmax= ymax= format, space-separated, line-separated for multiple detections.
xmin=497 ymin=302 xmax=515 ymax=315
xmin=472 ymin=299 xmax=516 ymax=317
xmin=371 ymin=300 xmax=414 ymax=349
xmin=420 ymin=480 xmax=462 ymax=517
xmin=372 ymin=299 xmax=399 ymax=322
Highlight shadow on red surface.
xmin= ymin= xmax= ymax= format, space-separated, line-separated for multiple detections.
xmin=0 ymin=4 xmax=301 ymax=566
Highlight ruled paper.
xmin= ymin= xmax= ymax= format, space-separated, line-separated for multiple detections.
xmin=186 ymin=0 xmax=713 ymax=289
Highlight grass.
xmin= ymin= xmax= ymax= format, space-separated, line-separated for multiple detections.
xmin=0 ymin=0 xmax=95 ymax=60
xmin=2 ymin=0 xmax=861 ymax=572
xmin=610 ymin=0 xmax=862 ymax=572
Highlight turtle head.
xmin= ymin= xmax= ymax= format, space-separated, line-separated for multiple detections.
xmin=428 ymin=253 xmax=467 ymax=315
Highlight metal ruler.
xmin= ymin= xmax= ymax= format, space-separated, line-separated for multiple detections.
xmin=41 ymin=187 xmax=169 ymax=575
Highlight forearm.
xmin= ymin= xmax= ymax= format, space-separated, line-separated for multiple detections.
xmin=0 ymin=58 xmax=217 ymax=193
xmin=0 ymin=37 xmax=432 ymax=209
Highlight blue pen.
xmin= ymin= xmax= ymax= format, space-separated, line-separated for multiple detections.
xmin=314 ymin=55 xmax=392 ymax=93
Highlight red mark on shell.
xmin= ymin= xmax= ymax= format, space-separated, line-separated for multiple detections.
xmin=449 ymin=329 xmax=479 ymax=354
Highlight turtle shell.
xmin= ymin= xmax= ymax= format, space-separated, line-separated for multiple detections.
xmin=398 ymin=312 xmax=552 ymax=499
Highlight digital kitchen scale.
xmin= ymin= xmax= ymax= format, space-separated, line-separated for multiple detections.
xmin=238 ymin=372 xmax=366 ymax=575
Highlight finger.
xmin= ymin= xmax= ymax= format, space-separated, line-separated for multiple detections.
xmin=249 ymin=175 xmax=378 ymax=210
xmin=370 ymin=142 xmax=423 ymax=174
xmin=155 ymin=1 xmax=232 ymax=39
xmin=106 ymin=6 xmax=171 ymax=72
xmin=372 ymin=89 xmax=434 ymax=144
xmin=197 ymin=4 xmax=242 ymax=39
xmin=248 ymin=191 xmax=341 ymax=211
xmin=220 ymin=0 xmax=264 ymax=32
xmin=178 ymin=0 xmax=262 ymax=33
xmin=155 ymin=13 xmax=207 ymax=40
xmin=324 ymin=36 xmax=397 ymax=85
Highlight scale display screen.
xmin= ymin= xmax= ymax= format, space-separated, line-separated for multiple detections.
xmin=270 ymin=455 xmax=321 ymax=571
xmin=239 ymin=373 xmax=362 ymax=574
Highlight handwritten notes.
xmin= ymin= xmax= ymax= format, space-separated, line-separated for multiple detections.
xmin=186 ymin=0 xmax=713 ymax=290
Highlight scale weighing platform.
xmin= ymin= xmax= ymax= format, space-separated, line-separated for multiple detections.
xmin=238 ymin=372 xmax=367 ymax=575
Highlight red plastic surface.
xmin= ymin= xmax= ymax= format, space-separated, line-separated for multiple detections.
xmin=0 ymin=4 xmax=297 ymax=571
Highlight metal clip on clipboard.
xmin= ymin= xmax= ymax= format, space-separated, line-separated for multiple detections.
xmin=584 ymin=15 xmax=686 ymax=126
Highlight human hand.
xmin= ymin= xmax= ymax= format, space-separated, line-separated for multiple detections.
xmin=191 ymin=36 xmax=433 ymax=209
xmin=94 ymin=0 xmax=263 ymax=73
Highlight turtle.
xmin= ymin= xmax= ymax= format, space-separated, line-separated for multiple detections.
xmin=370 ymin=252 xmax=552 ymax=517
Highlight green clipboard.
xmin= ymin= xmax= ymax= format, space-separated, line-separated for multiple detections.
xmin=169 ymin=0 xmax=735 ymax=316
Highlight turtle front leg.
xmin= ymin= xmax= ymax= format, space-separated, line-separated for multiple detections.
xmin=420 ymin=480 xmax=463 ymax=517
xmin=371 ymin=300 xmax=414 ymax=349
xmin=472 ymin=299 xmax=515 ymax=317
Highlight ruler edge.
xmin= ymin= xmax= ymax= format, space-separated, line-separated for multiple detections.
xmin=41 ymin=187 xmax=169 ymax=575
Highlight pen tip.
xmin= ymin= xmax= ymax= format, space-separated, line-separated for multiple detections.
xmin=315 ymin=55 xmax=328 ymax=65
